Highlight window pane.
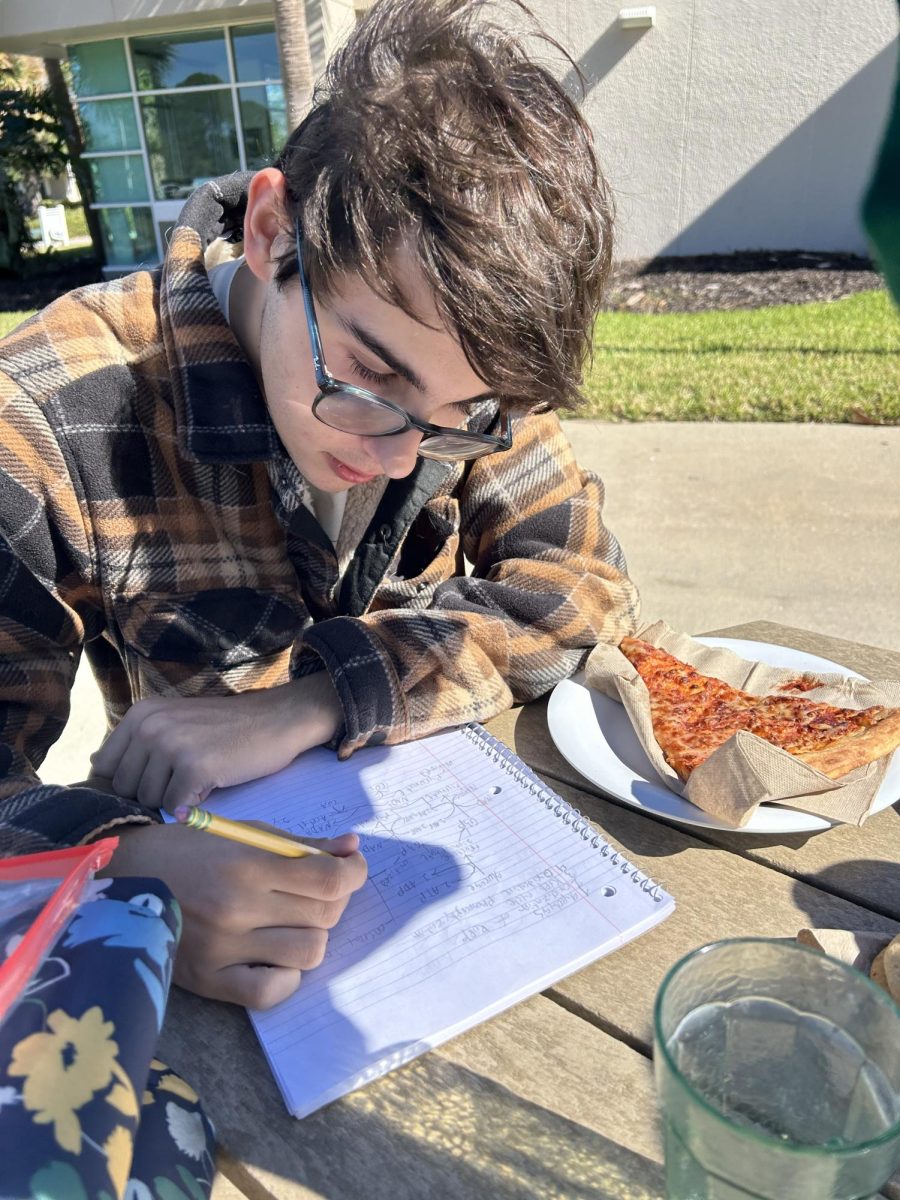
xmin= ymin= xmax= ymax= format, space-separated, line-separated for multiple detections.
xmin=140 ymin=90 xmax=239 ymax=200
xmin=67 ymin=40 xmax=130 ymax=96
xmin=87 ymin=155 xmax=149 ymax=203
xmin=238 ymin=84 xmax=287 ymax=170
xmin=231 ymin=23 xmax=280 ymax=82
xmin=79 ymin=99 xmax=140 ymax=152
xmin=131 ymin=29 xmax=230 ymax=90
xmin=97 ymin=207 xmax=157 ymax=266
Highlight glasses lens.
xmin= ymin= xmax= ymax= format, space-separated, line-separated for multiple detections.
xmin=418 ymin=435 xmax=498 ymax=461
xmin=315 ymin=390 xmax=408 ymax=436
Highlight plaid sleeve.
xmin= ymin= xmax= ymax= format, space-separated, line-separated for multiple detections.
xmin=304 ymin=411 xmax=640 ymax=754
xmin=0 ymin=367 xmax=155 ymax=854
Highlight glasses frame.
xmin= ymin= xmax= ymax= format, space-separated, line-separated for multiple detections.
xmin=293 ymin=223 xmax=512 ymax=461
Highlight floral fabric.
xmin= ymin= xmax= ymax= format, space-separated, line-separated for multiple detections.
xmin=0 ymin=878 xmax=215 ymax=1199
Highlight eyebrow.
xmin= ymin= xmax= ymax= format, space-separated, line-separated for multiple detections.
xmin=338 ymin=315 xmax=495 ymax=406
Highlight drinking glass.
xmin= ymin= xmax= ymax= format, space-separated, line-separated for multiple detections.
xmin=654 ymin=937 xmax=900 ymax=1199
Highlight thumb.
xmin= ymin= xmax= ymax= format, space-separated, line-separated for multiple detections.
xmin=313 ymin=832 xmax=361 ymax=858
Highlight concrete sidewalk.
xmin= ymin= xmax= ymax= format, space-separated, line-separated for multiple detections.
xmin=564 ymin=422 xmax=899 ymax=651
xmin=38 ymin=422 xmax=900 ymax=787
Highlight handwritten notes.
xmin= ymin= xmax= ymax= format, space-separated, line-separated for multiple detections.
xmin=204 ymin=726 xmax=674 ymax=1116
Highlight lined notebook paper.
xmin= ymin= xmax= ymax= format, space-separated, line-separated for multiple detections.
xmin=202 ymin=724 xmax=675 ymax=1117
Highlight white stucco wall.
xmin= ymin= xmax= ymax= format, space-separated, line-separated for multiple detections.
xmin=533 ymin=0 xmax=898 ymax=259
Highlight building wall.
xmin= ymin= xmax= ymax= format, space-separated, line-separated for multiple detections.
xmin=533 ymin=0 xmax=898 ymax=259
xmin=1 ymin=0 xmax=897 ymax=260
xmin=0 ymin=1 xmax=273 ymax=57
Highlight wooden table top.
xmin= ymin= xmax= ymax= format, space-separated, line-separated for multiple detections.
xmin=158 ymin=621 xmax=900 ymax=1200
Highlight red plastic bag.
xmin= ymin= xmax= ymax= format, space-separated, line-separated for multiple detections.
xmin=0 ymin=838 xmax=118 ymax=1025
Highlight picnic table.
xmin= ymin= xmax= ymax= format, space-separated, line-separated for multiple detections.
xmin=157 ymin=620 xmax=900 ymax=1200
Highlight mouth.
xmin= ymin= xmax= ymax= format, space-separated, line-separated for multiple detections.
xmin=326 ymin=454 xmax=380 ymax=485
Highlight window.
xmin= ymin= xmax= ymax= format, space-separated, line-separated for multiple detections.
xmin=140 ymin=90 xmax=240 ymax=200
xmin=67 ymin=24 xmax=288 ymax=271
xmin=68 ymin=40 xmax=130 ymax=97
xmin=79 ymin=99 xmax=141 ymax=153
xmin=131 ymin=30 xmax=230 ymax=90
xmin=96 ymin=207 xmax=157 ymax=267
xmin=231 ymin=24 xmax=281 ymax=83
xmin=238 ymin=85 xmax=288 ymax=170
xmin=87 ymin=156 xmax=149 ymax=204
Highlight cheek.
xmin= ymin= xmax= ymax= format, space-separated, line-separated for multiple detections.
xmin=262 ymin=372 xmax=357 ymax=469
xmin=258 ymin=315 xmax=318 ymax=431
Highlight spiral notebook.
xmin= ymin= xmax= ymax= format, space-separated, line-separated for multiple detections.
xmin=202 ymin=724 xmax=675 ymax=1117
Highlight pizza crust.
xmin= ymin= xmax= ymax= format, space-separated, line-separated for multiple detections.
xmin=794 ymin=709 xmax=900 ymax=779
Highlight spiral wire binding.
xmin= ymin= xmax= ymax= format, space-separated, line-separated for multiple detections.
xmin=463 ymin=724 xmax=665 ymax=901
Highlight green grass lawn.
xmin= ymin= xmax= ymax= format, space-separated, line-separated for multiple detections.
xmin=581 ymin=289 xmax=899 ymax=422
xmin=0 ymin=311 xmax=33 ymax=338
xmin=2 ymin=287 xmax=897 ymax=422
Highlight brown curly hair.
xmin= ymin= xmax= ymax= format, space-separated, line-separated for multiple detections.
xmin=274 ymin=0 xmax=612 ymax=412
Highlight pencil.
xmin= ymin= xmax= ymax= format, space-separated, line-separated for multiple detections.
xmin=174 ymin=805 xmax=332 ymax=858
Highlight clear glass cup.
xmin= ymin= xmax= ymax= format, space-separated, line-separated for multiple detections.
xmin=653 ymin=938 xmax=900 ymax=1200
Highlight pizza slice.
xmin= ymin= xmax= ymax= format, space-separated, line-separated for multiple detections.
xmin=618 ymin=637 xmax=900 ymax=781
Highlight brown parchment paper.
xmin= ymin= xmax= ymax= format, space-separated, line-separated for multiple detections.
xmin=583 ymin=619 xmax=900 ymax=828
xmin=796 ymin=929 xmax=900 ymax=1003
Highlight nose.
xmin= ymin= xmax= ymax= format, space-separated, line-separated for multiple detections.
xmin=369 ymin=428 xmax=422 ymax=479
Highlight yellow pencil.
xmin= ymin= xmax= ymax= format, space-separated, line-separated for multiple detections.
xmin=174 ymin=805 xmax=332 ymax=858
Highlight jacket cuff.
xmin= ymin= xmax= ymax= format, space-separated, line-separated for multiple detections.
xmin=0 ymin=783 xmax=160 ymax=856
xmin=301 ymin=616 xmax=407 ymax=757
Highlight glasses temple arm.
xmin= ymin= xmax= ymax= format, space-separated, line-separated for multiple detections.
xmin=295 ymin=224 xmax=331 ymax=390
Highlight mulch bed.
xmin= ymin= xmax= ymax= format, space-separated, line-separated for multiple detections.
xmin=601 ymin=250 xmax=884 ymax=313
xmin=0 ymin=257 xmax=103 ymax=313
xmin=0 ymin=250 xmax=886 ymax=316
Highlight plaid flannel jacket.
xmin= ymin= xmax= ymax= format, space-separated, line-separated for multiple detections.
xmin=0 ymin=173 xmax=639 ymax=855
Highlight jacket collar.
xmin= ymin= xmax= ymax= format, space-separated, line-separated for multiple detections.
xmin=159 ymin=171 xmax=279 ymax=464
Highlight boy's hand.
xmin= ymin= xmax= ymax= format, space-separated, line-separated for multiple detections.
xmin=90 ymin=674 xmax=343 ymax=812
xmin=100 ymin=822 xmax=367 ymax=1008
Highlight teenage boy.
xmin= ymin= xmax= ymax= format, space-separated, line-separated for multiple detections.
xmin=0 ymin=0 xmax=639 ymax=1006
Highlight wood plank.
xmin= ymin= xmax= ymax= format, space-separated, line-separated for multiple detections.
xmin=164 ymin=975 xmax=899 ymax=1200
xmin=531 ymin=776 xmax=898 ymax=1050
xmin=160 ymin=991 xmax=667 ymax=1200
xmin=483 ymin=621 xmax=900 ymax=918
xmin=210 ymin=1166 xmax=255 ymax=1200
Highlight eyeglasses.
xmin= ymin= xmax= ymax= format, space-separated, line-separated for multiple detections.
xmin=294 ymin=223 xmax=512 ymax=462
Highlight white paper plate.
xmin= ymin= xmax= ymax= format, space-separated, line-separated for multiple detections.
xmin=547 ymin=638 xmax=900 ymax=835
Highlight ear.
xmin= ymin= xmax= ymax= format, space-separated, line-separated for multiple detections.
xmin=242 ymin=168 xmax=290 ymax=283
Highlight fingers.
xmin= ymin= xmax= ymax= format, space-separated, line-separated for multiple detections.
xmin=174 ymin=927 xmax=332 ymax=1008
xmin=90 ymin=697 xmax=166 ymax=778
xmin=316 ymin=832 xmax=361 ymax=858
xmin=264 ymin=843 xmax=368 ymax=902
xmin=90 ymin=698 xmax=199 ymax=808
xmin=223 ymin=880 xmax=350 ymax=932
xmin=88 ymin=684 xmax=346 ymax=814
xmin=103 ymin=822 xmax=364 ymax=1009
xmin=178 ymin=961 xmax=303 ymax=1010
xmin=161 ymin=766 xmax=213 ymax=814
xmin=245 ymin=925 xmax=331 ymax=972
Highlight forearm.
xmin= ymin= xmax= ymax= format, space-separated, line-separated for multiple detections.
xmin=306 ymin=578 xmax=636 ymax=758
